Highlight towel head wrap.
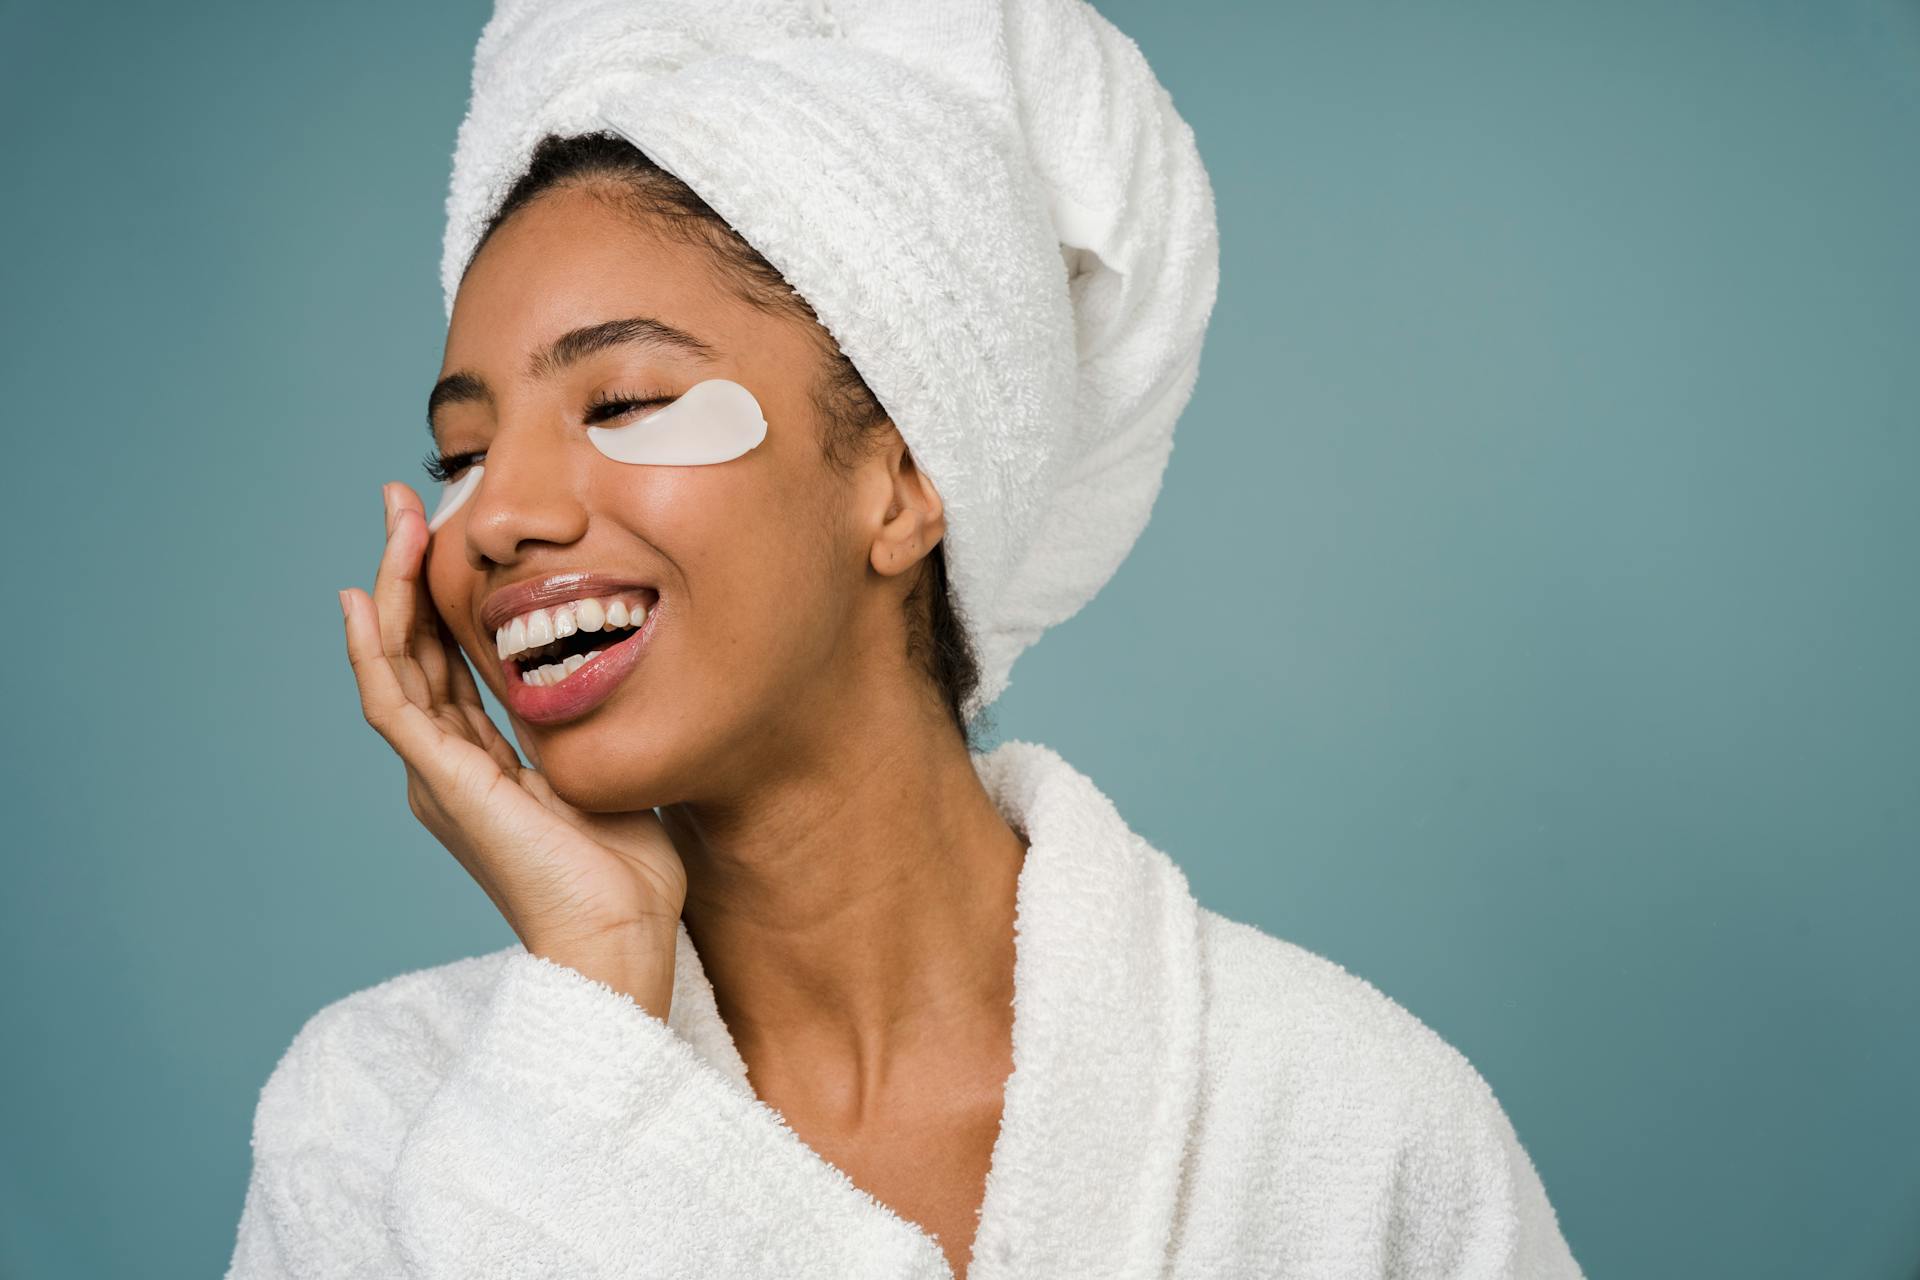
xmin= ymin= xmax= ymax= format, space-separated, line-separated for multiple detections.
xmin=441 ymin=0 xmax=1220 ymax=724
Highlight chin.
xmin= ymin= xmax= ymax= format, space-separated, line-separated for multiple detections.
xmin=525 ymin=730 xmax=672 ymax=813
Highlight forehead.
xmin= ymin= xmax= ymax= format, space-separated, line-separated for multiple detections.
xmin=443 ymin=185 xmax=775 ymax=372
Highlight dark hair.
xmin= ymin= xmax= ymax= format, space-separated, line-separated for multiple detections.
xmin=465 ymin=131 xmax=988 ymax=748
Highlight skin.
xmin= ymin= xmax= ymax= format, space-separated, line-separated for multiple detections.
xmin=340 ymin=181 xmax=1027 ymax=1278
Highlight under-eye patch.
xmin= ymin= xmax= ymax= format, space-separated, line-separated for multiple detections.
xmin=424 ymin=378 xmax=769 ymax=533
xmin=427 ymin=465 xmax=483 ymax=532
xmin=585 ymin=378 xmax=768 ymax=465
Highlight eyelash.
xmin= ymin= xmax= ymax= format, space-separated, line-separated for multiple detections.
xmin=421 ymin=388 xmax=675 ymax=483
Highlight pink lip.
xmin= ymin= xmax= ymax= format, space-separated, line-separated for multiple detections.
xmin=499 ymin=596 xmax=661 ymax=725
xmin=481 ymin=571 xmax=659 ymax=633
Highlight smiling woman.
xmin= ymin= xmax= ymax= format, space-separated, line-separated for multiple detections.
xmin=224 ymin=2 xmax=1582 ymax=1277
xmin=406 ymin=163 xmax=973 ymax=815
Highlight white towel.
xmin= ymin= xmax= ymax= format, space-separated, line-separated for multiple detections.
xmin=438 ymin=0 xmax=1220 ymax=723
xmin=226 ymin=740 xmax=1582 ymax=1277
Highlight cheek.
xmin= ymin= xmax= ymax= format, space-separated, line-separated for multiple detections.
xmin=620 ymin=451 xmax=829 ymax=575
xmin=668 ymin=479 xmax=847 ymax=642
xmin=423 ymin=540 xmax=476 ymax=649
xmin=694 ymin=491 xmax=818 ymax=595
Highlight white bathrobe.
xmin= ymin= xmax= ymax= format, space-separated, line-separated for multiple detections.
xmin=225 ymin=740 xmax=1582 ymax=1278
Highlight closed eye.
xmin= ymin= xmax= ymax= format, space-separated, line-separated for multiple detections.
xmin=422 ymin=449 xmax=482 ymax=483
xmin=422 ymin=392 xmax=676 ymax=483
xmin=585 ymin=393 xmax=674 ymax=424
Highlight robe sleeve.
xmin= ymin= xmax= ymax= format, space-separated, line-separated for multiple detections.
xmin=1390 ymin=1042 xmax=1585 ymax=1279
xmin=1490 ymin=1103 xmax=1586 ymax=1279
xmin=225 ymin=951 xmax=951 ymax=1280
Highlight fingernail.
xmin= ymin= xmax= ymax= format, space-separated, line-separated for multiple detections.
xmin=338 ymin=589 xmax=351 ymax=620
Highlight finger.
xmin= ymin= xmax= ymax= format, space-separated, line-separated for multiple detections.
xmin=375 ymin=488 xmax=423 ymax=657
xmin=462 ymin=705 xmax=526 ymax=778
xmin=441 ymin=628 xmax=526 ymax=776
xmin=388 ymin=478 xmax=425 ymax=527
xmin=387 ymin=484 xmax=457 ymax=703
xmin=398 ymin=506 xmax=459 ymax=707
xmin=441 ymin=619 xmax=491 ymax=713
xmin=513 ymin=718 xmax=544 ymax=771
xmin=345 ymin=586 xmax=528 ymax=845
xmin=371 ymin=494 xmax=436 ymax=707
xmin=341 ymin=586 xmax=450 ymax=763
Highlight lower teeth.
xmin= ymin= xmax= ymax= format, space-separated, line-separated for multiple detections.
xmin=520 ymin=648 xmax=604 ymax=687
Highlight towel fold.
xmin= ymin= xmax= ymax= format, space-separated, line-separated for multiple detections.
xmin=439 ymin=0 xmax=1221 ymax=721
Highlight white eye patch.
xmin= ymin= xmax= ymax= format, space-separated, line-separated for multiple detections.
xmin=427 ymin=465 xmax=483 ymax=532
xmin=585 ymin=378 xmax=768 ymax=465
xmin=424 ymin=378 xmax=769 ymax=533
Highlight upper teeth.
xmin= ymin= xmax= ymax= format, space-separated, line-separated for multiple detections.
xmin=496 ymin=594 xmax=651 ymax=662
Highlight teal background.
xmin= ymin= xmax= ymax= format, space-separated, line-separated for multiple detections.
xmin=3 ymin=1 xmax=1916 ymax=1274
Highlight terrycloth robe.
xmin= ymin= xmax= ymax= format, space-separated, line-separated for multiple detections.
xmin=225 ymin=740 xmax=1583 ymax=1277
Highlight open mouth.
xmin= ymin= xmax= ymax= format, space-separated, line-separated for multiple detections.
xmin=496 ymin=591 xmax=656 ymax=688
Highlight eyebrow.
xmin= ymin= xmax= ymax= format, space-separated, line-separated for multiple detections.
xmin=427 ymin=315 xmax=719 ymax=435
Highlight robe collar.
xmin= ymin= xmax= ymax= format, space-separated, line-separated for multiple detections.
xmin=663 ymin=739 xmax=1207 ymax=1278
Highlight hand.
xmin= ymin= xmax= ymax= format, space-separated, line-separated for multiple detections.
xmin=338 ymin=481 xmax=687 ymax=1018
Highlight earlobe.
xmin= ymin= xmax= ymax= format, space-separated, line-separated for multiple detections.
xmin=866 ymin=440 xmax=945 ymax=577
xmin=870 ymin=511 xmax=940 ymax=578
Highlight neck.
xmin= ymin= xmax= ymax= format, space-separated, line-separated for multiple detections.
xmin=656 ymin=702 xmax=1029 ymax=1096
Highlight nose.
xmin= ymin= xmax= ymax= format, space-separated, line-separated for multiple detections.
xmin=459 ymin=423 xmax=589 ymax=567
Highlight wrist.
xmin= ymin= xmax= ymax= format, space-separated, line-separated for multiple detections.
xmin=527 ymin=920 xmax=679 ymax=1021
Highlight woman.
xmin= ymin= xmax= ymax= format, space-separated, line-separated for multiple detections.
xmin=229 ymin=1 xmax=1582 ymax=1276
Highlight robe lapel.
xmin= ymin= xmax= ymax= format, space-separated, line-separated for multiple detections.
xmin=962 ymin=741 xmax=1207 ymax=1279
xmin=663 ymin=740 xmax=1207 ymax=1279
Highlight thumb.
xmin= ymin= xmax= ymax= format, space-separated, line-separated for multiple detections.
xmin=509 ymin=714 xmax=543 ymax=771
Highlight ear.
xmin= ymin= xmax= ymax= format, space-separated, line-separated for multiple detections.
xmin=869 ymin=436 xmax=946 ymax=579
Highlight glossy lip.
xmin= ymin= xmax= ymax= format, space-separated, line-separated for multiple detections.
xmin=499 ymin=593 xmax=662 ymax=726
xmin=481 ymin=571 xmax=659 ymax=633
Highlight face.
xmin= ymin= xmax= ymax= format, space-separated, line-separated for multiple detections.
xmin=426 ymin=183 xmax=937 ymax=810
